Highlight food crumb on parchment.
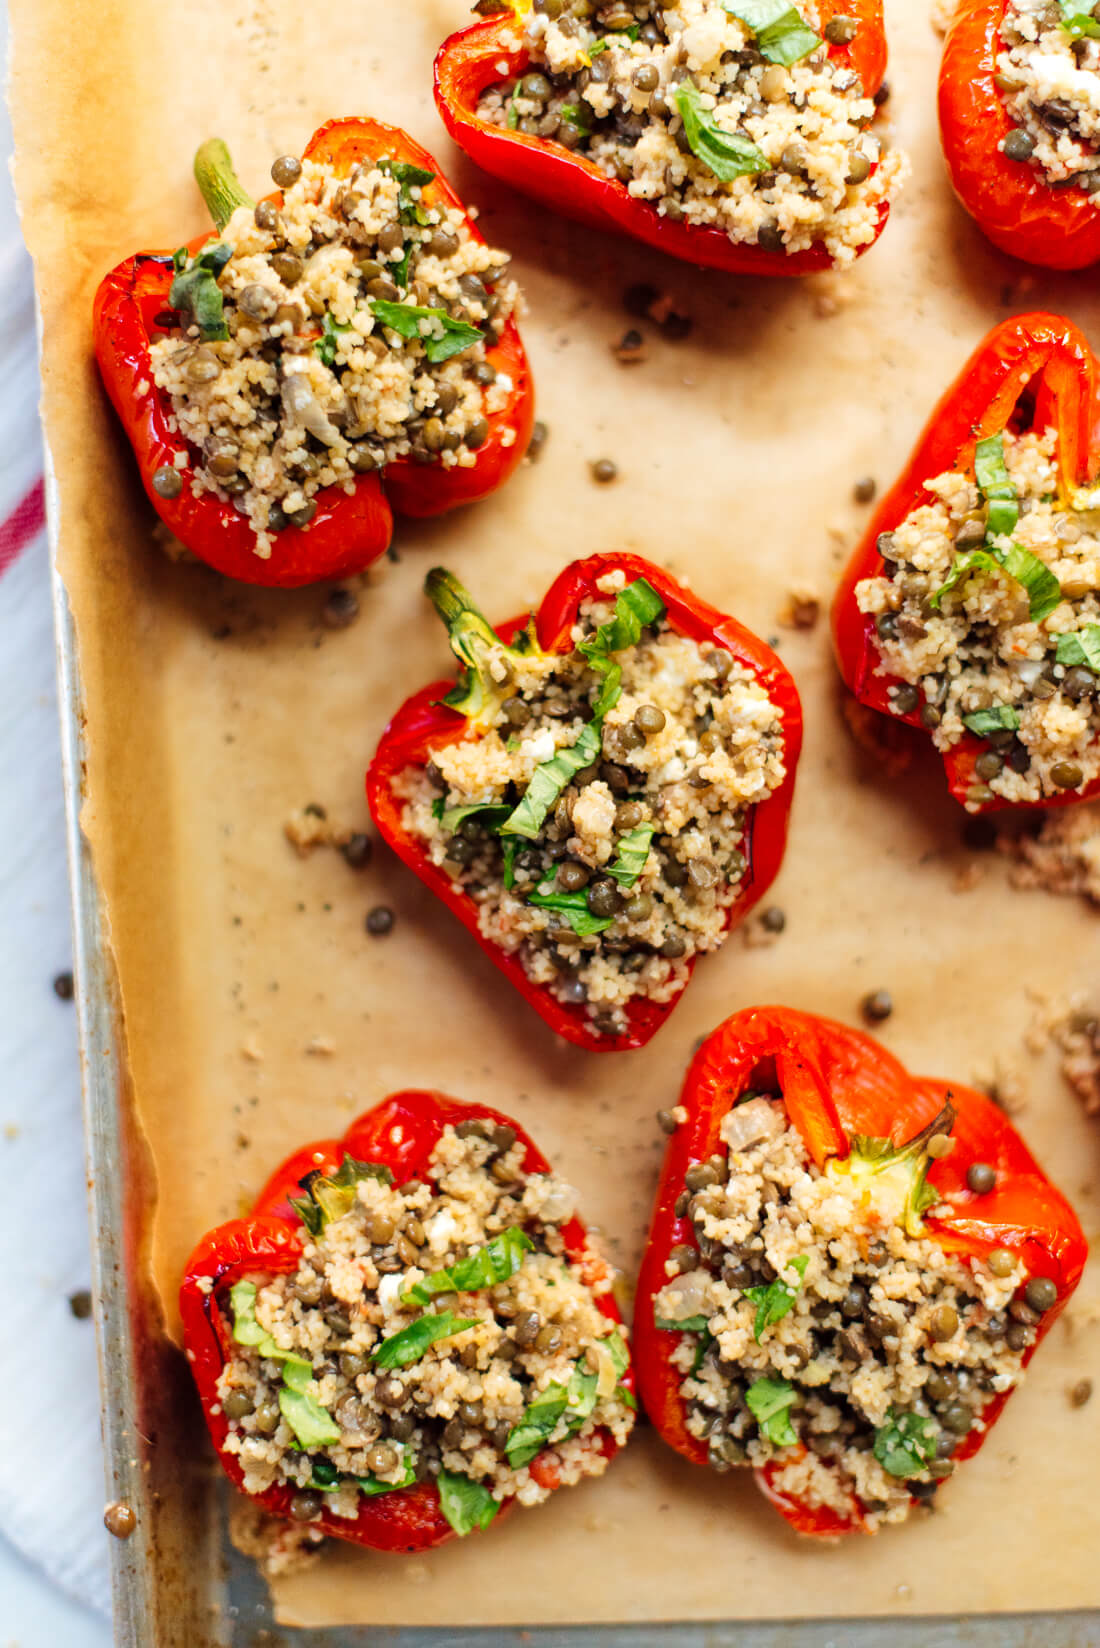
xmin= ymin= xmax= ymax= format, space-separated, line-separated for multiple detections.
xmin=778 ymin=589 xmax=821 ymax=631
xmin=230 ymin=1497 xmax=325 ymax=1579
xmin=1027 ymin=991 xmax=1100 ymax=1117
xmin=997 ymin=802 xmax=1100 ymax=905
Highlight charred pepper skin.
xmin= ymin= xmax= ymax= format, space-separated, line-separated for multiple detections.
xmin=832 ymin=312 xmax=1100 ymax=815
xmin=940 ymin=1 xmax=1100 ymax=271
xmin=93 ymin=119 xmax=534 ymax=588
xmin=634 ymin=1006 xmax=1088 ymax=1537
xmin=433 ymin=3 xmax=891 ymax=277
xmin=366 ymin=553 xmax=803 ymax=1054
xmin=179 ymin=1089 xmax=631 ymax=1553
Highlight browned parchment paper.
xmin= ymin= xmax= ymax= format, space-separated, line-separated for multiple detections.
xmin=9 ymin=0 xmax=1100 ymax=1626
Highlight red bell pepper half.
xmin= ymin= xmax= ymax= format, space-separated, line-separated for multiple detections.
xmin=833 ymin=311 xmax=1100 ymax=814
xmin=179 ymin=1089 xmax=631 ymax=1553
xmin=434 ymin=2 xmax=890 ymax=277
xmin=940 ymin=2 xmax=1100 ymax=271
xmin=93 ymin=119 xmax=534 ymax=588
xmin=634 ymin=1005 xmax=1088 ymax=1537
xmin=366 ymin=553 xmax=802 ymax=1053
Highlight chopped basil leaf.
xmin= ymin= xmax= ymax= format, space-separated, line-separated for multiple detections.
xmin=502 ymin=721 xmax=604 ymax=840
xmin=385 ymin=160 xmax=435 ymax=189
xmin=620 ymin=1386 xmax=639 ymax=1409
xmin=439 ymin=800 xmax=513 ymax=834
xmin=506 ymin=80 xmax=523 ymax=131
xmin=370 ymin=299 xmax=483 ymax=364
xmin=873 ymin=1409 xmax=937 ymax=1478
xmin=279 ymin=1358 xmax=341 ymax=1448
xmin=360 ymin=1466 xmax=417 ymax=1495
xmin=604 ymin=1329 xmax=630 ymax=1378
xmin=673 ymin=81 xmax=770 ymax=181
xmin=311 ymin=1459 xmax=340 ymax=1488
xmin=655 ymin=1314 xmax=710 ymax=1333
xmin=230 ymin=1280 xmax=310 ymax=1372
xmin=502 ymin=835 xmax=519 ymax=889
xmin=436 ymin=1469 xmax=500 ymax=1536
xmin=974 ymin=432 xmax=1020 ymax=541
xmin=315 ymin=311 xmax=353 ymax=368
xmin=1059 ymin=0 xmax=1100 ymax=37
xmin=379 ymin=157 xmax=436 ymax=229
xmin=746 ymin=1376 xmax=798 ymax=1445
xmin=724 ymin=1 xmax=821 ymax=65
xmin=169 ymin=240 xmax=232 ymax=341
xmin=962 ymin=706 xmax=1020 ymax=737
xmin=931 ymin=433 xmax=1062 ymax=620
xmin=605 ymin=822 xmax=655 ymax=888
xmin=289 ymin=1155 xmax=395 ymax=1238
xmin=401 ymin=1227 xmax=534 ymax=1307
xmin=525 ymin=882 xmax=614 ymax=937
xmin=744 ymin=1254 xmax=808 ymax=1340
xmin=690 ymin=1329 xmax=712 ymax=1375
xmin=578 ymin=576 xmax=667 ymax=720
xmin=372 ymin=1310 xmax=479 ymax=1370
xmin=1056 ymin=623 xmax=1100 ymax=672
xmin=505 ymin=1383 xmax=568 ymax=1467
xmin=930 ymin=545 xmax=1061 ymax=623
xmin=588 ymin=24 xmax=641 ymax=53
xmin=560 ymin=102 xmax=594 ymax=136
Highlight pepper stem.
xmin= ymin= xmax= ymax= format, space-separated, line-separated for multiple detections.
xmin=426 ymin=567 xmax=541 ymax=728
xmin=193 ymin=138 xmax=255 ymax=234
xmin=833 ymin=1102 xmax=956 ymax=1238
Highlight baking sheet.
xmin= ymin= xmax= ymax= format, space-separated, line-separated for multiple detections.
xmin=10 ymin=0 xmax=1100 ymax=1628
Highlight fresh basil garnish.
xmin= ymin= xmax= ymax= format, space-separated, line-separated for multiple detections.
xmin=372 ymin=1310 xmax=479 ymax=1370
xmin=359 ymin=1445 xmax=417 ymax=1496
xmin=577 ymin=576 xmax=667 ymax=719
xmin=230 ymin=1280 xmax=310 ymax=1374
xmin=560 ymin=103 xmax=594 ymax=137
xmin=437 ymin=800 xmax=514 ymax=834
xmin=290 ymin=1155 xmax=395 ymax=1238
xmin=931 ymin=433 xmax=1061 ymax=620
xmin=525 ymin=882 xmax=615 ymax=937
xmin=279 ymin=1358 xmax=341 ymax=1448
xmin=1056 ymin=624 xmax=1100 ymax=672
xmin=401 ymin=1227 xmax=534 ymax=1307
xmin=962 ymin=706 xmax=1020 ymax=737
xmin=436 ymin=1469 xmax=500 ymax=1535
xmin=502 ymin=722 xmax=604 ymax=840
xmin=724 ymin=1 xmax=821 ymax=65
xmin=931 ymin=544 xmax=1061 ymax=623
xmin=746 ymin=1376 xmax=798 ymax=1445
xmin=744 ymin=1254 xmax=808 ymax=1341
xmin=588 ymin=24 xmax=641 ymax=54
xmin=316 ymin=312 xmax=353 ymax=367
xmin=873 ymin=1409 xmax=937 ymax=1478
xmin=370 ymin=299 xmax=483 ymax=364
xmin=502 ymin=835 xmax=519 ymax=890
xmin=170 ymin=240 xmax=232 ymax=342
xmin=505 ymin=1361 xmax=600 ymax=1467
xmin=605 ymin=822 xmax=655 ymax=888
xmin=673 ymin=81 xmax=770 ymax=181
xmin=1059 ymin=0 xmax=1100 ymax=37
xmin=655 ymin=1314 xmax=710 ymax=1333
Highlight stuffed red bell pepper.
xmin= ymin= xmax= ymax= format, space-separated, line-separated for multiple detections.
xmin=634 ymin=1006 xmax=1087 ymax=1537
xmin=180 ymin=1090 xmax=635 ymax=1554
xmin=435 ymin=1 xmax=905 ymax=276
xmin=940 ymin=1 xmax=1100 ymax=271
xmin=93 ymin=119 xmax=534 ymax=588
xmin=367 ymin=554 xmax=802 ymax=1052
xmin=833 ymin=312 xmax=1100 ymax=814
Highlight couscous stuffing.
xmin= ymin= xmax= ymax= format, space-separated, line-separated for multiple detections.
xmin=397 ymin=566 xmax=789 ymax=1039
xmin=857 ymin=427 xmax=1100 ymax=808
xmin=475 ymin=0 xmax=907 ymax=265
xmin=653 ymin=1094 xmax=1049 ymax=1532
xmin=149 ymin=149 xmax=519 ymax=558
xmin=997 ymin=0 xmax=1100 ymax=197
xmin=216 ymin=1121 xmax=635 ymax=1534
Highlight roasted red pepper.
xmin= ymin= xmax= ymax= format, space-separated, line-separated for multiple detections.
xmin=940 ymin=2 xmax=1100 ymax=270
xmin=367 ymin=553 xmax=802 ymax=1053
xmin=93 ymin=119 xmax=533 ymax=588
xmin=833 ymin=312 xmax=1100 ymax=814
xmin=180 ymin=1089 xmax=630 ymax=1552
xmin=434 ymin=3 xmax=890 ymax=277
xmin=635 ymin=1005 xmax=1087 ymax=1537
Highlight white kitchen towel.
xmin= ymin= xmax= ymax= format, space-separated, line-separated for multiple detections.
xmin=0 ymin=0 xmax=112 ymax=1619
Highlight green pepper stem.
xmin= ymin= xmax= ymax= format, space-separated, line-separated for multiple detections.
xmin=193 ymin=138 xmax=255 ymax=234
xmin=426 ymin=567 xmax=538 ymax=727
xmin=841 ymin=1101 xmax=956 ymax=1238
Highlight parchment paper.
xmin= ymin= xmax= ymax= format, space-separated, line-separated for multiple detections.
xmin=9 ymin=0 xmax=1100 ymax=1626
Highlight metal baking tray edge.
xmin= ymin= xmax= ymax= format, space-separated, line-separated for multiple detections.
xmin=44 ymin=407 xmax=1100 ymax=1648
